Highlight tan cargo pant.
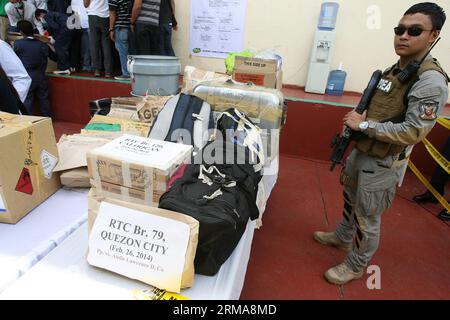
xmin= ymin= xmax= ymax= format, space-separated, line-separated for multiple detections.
xmin=335 ymin=148 xmax=402 ymax=272
xmin=0 ymin=16 xmax=9 ymax=41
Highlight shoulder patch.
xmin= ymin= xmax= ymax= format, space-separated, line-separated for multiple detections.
xmin=419 ymin=100 xmax=438 ymax=120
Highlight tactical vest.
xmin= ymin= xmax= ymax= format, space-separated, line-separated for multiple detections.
xmin=356 ymin=58 xmax=449 ymax=159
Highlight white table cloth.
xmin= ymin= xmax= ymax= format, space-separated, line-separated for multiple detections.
xmin=0 ymin=220 xmax=255 ymax=300
xmin=0 ymin=188 xmax=88 ymax=293
xmin=0 ymin=158 xmax=279 ymax=299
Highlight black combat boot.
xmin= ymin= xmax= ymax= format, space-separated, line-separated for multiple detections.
xmin=413 ymin=191 xmax=438 ymax=204
xmin=438 ymin=209 xmax=450 ymax=221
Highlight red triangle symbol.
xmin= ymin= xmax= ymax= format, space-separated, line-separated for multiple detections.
xmin=15 ymin=168 xmax=34 ymax=195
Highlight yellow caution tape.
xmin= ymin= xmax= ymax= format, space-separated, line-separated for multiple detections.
xmin=408 ymin=161 xmax=450 ymax=211
xmin=436 ymin=117 xmax=450 ymax=130
xmin=423 ymin=138 xmax=450 ymax=175
xmin=133 ymin=288 xmax=190 ymax=300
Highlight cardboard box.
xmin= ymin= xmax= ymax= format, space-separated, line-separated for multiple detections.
xmin=82 ymin=115 xmax=151 ymax=137
xmin=233 ymin=56 xmax=282 ymax=90
xmin=54 ymin=134 xmax=111 ymax=172
xmin=107 ymin=96 xmax=170 ymax=125
xmin=87 ymin=135 xmax=192 ymax=207
xmin=60 ymin=168 xmax=90 ymax=188
xmin=87 ymin=188 xmax=199 ymax=290
xmin=182 ymin=65 xmax=231 ymax=93
xmin=0 ymin=112 xmax=61 ymax=224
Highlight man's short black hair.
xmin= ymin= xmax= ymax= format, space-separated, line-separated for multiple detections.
xmin=34 ymin=9 xmax=48 ymax=19
xmin=404 ymin=2 xmax=446 ymax=30
xmin=17 ymin=20 xmax=34 ymax=37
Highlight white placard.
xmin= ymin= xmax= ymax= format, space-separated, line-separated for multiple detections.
xmin=40 ymin=150 xmax=58 ymax=179
xmin=93 ymin=135 xmax=192 ymax=171
xmin=87 ymin=202 xmax=190 ymax=293
xmin=190 ymin=0 xmax=247 ymax=58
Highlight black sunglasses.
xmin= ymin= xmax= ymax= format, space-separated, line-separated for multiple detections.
xmin=394 ymin=25 xmax=433 ymax=36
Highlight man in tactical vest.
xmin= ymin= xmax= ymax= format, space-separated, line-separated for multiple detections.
xmin=313 ymin=2 xmax=449 ymax=285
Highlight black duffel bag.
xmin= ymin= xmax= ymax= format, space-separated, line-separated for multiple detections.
xmin=159 ymin=160 xmax=261 ymax=276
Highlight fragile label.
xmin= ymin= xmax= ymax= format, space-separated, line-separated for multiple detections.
xmin=41 ymin=150 xmax=58 ymax=179
xmin=234 ymin=73 xmax=265 ymax=86
xmin=87 ymin=202 xmax=190 ymax=293
xmin=15 ymin=168 xmax=33 ymax=195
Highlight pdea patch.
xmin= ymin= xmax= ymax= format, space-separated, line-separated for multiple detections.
xmin=419 ymin=100 xmax=438 ymax=120
xmin=377 ymin=79 xmax=393 ymax=93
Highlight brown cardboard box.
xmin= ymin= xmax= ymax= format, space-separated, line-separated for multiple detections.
xmin=91 ymin=180 xmax=168 ymax=206
xmin=60 ymin=168 xmax=91 ymax=188
xmin=107 ymin=96 xmax=170 ymax=125
xmin=233 ymin=56 xmax=282 ymax=90
xmin=182 ymin=65 xmax=231 ymax=93
xmin=54 ymin=134 xmax=111 ymax=172
xmin=87 ymin=187 xmax=199 ymax=289
xmin=87 ymin=135 xmax=192 ymax=207
xmin=0 ymin=112 xmax=61 ymax=224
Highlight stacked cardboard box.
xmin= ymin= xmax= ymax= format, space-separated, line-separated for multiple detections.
xmin=87 ymin=135 xmax=192 ymax=207
xmin=233 ymin=56 xmax=283 ymax=90
xmin=82 ymin=115 xmax=151 ymax=137
xmin=107 ymin=95 xmax=171 ymax=124
xmin=54 ymin=134 xmax=112 ymax=188
xmin=86 ymin=135 xmax=195 ymax=290
xmin=87 ymin=188 xmax=199 ymax=290
xmin=0 ymin=112 xmax=61 ymax=224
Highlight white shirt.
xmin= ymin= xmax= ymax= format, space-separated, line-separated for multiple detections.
xmin=4 ymin=1 xmax=45 ymax=35
xmin=28 ymin=0 xmax=48 ymax=10
xmin=0 ymin=40 xmax=31 ymax=103
xmin=71 ymin=0 xmax=89 ymax=29
xmin=86 ymin=0 xmax=109 ymax=18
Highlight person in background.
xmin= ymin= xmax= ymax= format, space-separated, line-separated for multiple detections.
xmin=130 ymin=0 xmax=160 ymax=55
xmin=14 ymin=20 xmax=54 ymax=116
xmin=413 ymin=134 xmax=450 ymax=221
xmin=0 ymin=38 xmax=31 ymax=113
xmin=84 ymin=0 xmax=112 ymax=77
xmin=313 ymin=2 xmax=448 ymax=285
xmin=109 ymin=0 xmax=131 ymax=80
xmin=5 ymin=0 xmax=44 ymax=34
xmin=47 ymin=0 xmax=70 ymax=14
xmin=158 ymin=0 xmax=176 ymax=56
xmin=70 ymin=0 xmax=91 ymax=72
xmin=0 ymin=0 xmax=11 ymax=41
xmin=28 ymin=0 xmax=48 ymax=10
xmin=35 ymin=8 xmax=74 ymax=74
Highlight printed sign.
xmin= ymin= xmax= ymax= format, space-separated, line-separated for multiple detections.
xmin=87 ymin=202 xmax=190 ymax=293
xmin=190 ymin=0 xmax=247 ymax=58
xmin=40 ymin=150 xmax=58 ymax=179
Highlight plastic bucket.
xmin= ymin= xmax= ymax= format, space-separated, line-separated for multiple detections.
xmin=127 ymin=55 xmax=181 ymax=96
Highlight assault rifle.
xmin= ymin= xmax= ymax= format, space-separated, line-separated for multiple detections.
xmin=329 ymin=69 xmax=383 ymax=171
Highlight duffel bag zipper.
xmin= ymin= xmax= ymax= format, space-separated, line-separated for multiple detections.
xmin=213 ymin=198 xmax=241 ymax=219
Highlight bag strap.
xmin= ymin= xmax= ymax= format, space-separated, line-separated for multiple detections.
xmin=218 ymin=109 xmax=265 ymax=172
xmin=192 ymin=101 xmax=212 ymax=150
xmin=149 ymin=93 xmax=180 ymax=139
